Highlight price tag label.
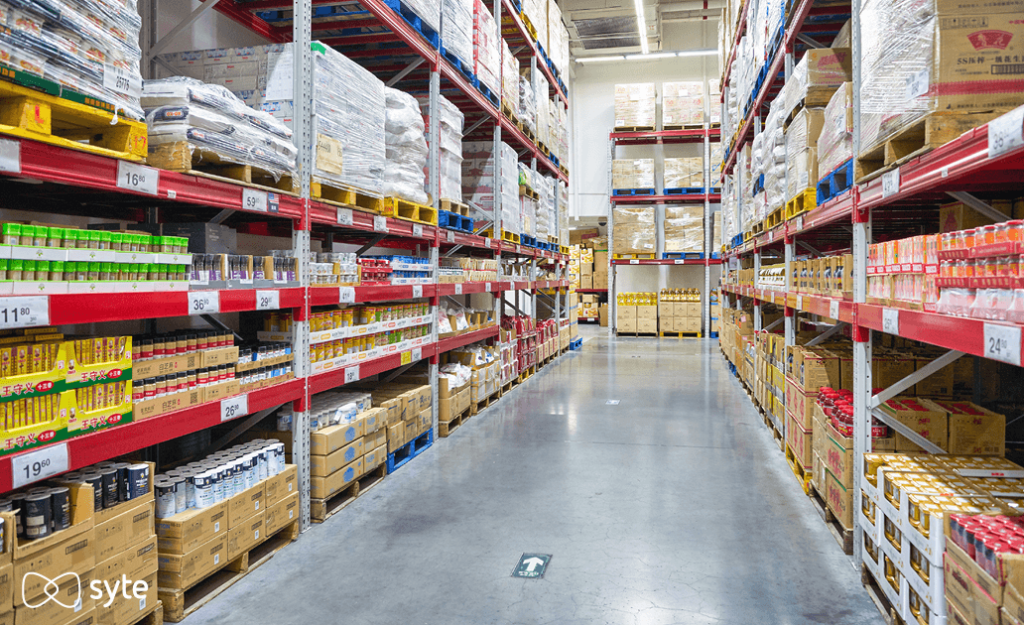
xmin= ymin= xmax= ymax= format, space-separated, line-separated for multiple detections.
xmin=516 ymin=244 xmax=521 ymax=253
xmin=412 ymin=347 xmax=422 ymax=361
xmin=881 ymin=169 xmax=900 ymax=198
xmin=984 ymin=323 xmax=1022 ymax=366
xmin=882 ymin=308 xmax=900 ymax=335
xmin=401 ymin=351 xmax=412 ymax=365
xmin=220 ymin=395 xmax=249 ymax=422
xmin=455 ymin=283 xmax=463 ymax=295
xmin=256 ymin=290 xmax=280 ymax=311
xmin=794 ymin=216 xmax=804 ymax=231
xmin=103 ymin=64 xmax=142 ymax=99
xmin=674 ymin=259 xmax=685 ymax=264
xmin=797 ymin=295 xmax=804 ymax=310
xmin=0 ymin=138 xmax=20 ymax=173
xmin=485 ymin=282 xmax=493 ymax=292
xmin=337 ymin=208 xmax=354 ymax=226
xmin=413 ymin=224 xmax=424 ymax=238
xmin=242 ymin=188 xmax=268 ymax=212
xmin=117 ymin=161 xmax=159 ymax=196
xmin=829 ymin=299 xmax=840 ymax=319
xmin=12 ymin=443 xmax=68 ymax=489
xmin=447 ymin=230 xmax=455 ymax=243
xmin=373 ymin=216 xmax=388 ymax=233
xmin=629 ymin=259 xmax=639 ymax=265
xmin=485 ymin=237 xmax=492 ymax=248
xmin=188 ymin=291 xmax=220 ymax=315
xmin=339 ymin=286 xmax=356 ymax=304
xmin=0 ymin=296 xmax=49 ymax=329
xmin=989 ymin=107 xmax=1024 ymax=159
xmin=344 ymin=365 xmax=360 ymax=384
xmin=412 ymin=285 xmax=423 ymax=298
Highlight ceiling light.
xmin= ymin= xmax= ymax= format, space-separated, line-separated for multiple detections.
xmin=576 ymin=49 xmax=718 ymax=63
xmin=633 ymin=0 xmax=649 ymax=54
xmin=575 ymin=55 xmax=627 ymax=63
xmin=625 ymin=52 xmax=676 ymax=60
xmin=676 ymin=48 xmax=718 ymax=57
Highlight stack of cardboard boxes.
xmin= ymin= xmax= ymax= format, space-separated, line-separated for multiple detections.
xmin=577 ymin=249 xmax=608 ymax=291
xmin=361 ymin=383 xmax=432 ymax=456
xmin=616 ymin=293 xmax=658 ymax=334
xmin=710 ymin=290 xmax=720 ymax=334
xmin=658 ymin=293 xmax=702 ymax=335
xmin=580 ymin=294 xmax=599 ymax=320
xmin=613 ymin=84 xmax=656 ymax=130
xmin=308 ymin=408 xmax=387 ymax=504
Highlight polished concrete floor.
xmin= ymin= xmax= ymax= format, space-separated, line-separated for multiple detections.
xmin=188 ymin=329 xmax=882 ymax=625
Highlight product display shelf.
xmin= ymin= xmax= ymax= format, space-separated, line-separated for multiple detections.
xmin=499 ymin=0 xmax=568 ymax=103
xmin=309 ymin=285 xmax=438 ymax=305
xmin=720 ymin=284 xmax=855 ymax=324
xmin=723 ymin=190 xmax=855 ymax=259
xmin=308 ymin=342 xmax=439 ymax=394
xmin=0 ymin=377 xmax=305 ymax=492
xmin=436 ymin=325 xmax=501 ymax=354
xmin=611 ymin=258 xmax=724 ymax=266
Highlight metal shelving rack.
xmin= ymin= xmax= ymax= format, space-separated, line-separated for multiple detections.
xmin=0 ymin=0 xmax=572 ymax=528
xmin=607 ymin=128 xmax=725 ymax=335
xmin=716 ymin=0 xmax=1024 ymax=605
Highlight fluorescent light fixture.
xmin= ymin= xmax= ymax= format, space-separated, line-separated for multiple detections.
xmin=676 ymin=48 xmax=718 ymax=57
xmin=576 ymin=49 xmax=718 ymax=63
xmin=576 ymin=55 xmax=627 ymax=63
xmin=625 ymin=52 xmax=677 ymax=60
xmin=633 ymin=0 xmax=649 ymax=54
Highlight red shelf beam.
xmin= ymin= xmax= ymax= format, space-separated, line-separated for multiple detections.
xmin=436 ymin=325 xmax=500 ymax=354
xmin=611 ymin=194 xmax=715 ymax=204
xmin=856 ymin=305 xmax=1020 ymax=362
xmin=612 ymin=258 xmax=723 ymax=266
xmin=309 ymin=342 xmax=438 ymax=394
xmin=310 ymin=284 xmax=436 ymax=306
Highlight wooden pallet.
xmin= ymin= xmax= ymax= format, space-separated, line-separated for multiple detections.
xmin=480 ymin=228 xmax=520 ymax=243
xmin=616 ymin=331 xmax=660 ymax=337
xmin=751 ymin=220 xmax=766 ymax=235
xmin=440 ymin=198 xmax=469 ymax=216
xmin=613 ymin=125 xmax=656 ymax=132
xmin=519 ymin=184 xmax=540 ymax=200
xmin=311 ymin=177 xmax=385 ymax=213
xmin=159 ymin=519 xmax=300 ymax=622
xmin=538 ymin=141 xmax=550 ymax=157
xmin=520 ymin=11 xmax=539 ymax=41
xmin=501 ymin=100 xmax=518 ymax=123
xmin=522 ymin=124 xmax=536 ymax=143
xmin=663 ymin=123 xmax=705 ymax=131
xmin=855 ymin=110 xmax=1006 ymax=183
xmin=470 ymin=392 xmax=496 ymax=415
xmin=381 ymin=197 xmax=439 ymax=225
xmin=659 ymin=331 xmax=702 ymax=338
xmin=147 ymin=142 xmax=299 ymax=193
xmin=784 ymin=443 xmax=812 ymax=495
xmin=0 ymin=74 xmax=148 ymax=161
xmin=439 ymin=405 xmax=471 ymax=437
xmin=861 ymin=565 xmax=907 ymax=625
xmin=808 ymin=482 xmax=854 ymax=555
xmin=126 ymin=600 xmax=164 ymax=625
xmin=612 ymin=253 xmax=656 ymax=259
xmin=785 ymin=188 xmax=816 ymax=220
xmin=497 ymin=380 xmax=513 ymax=397
xmin=310 ymin=462 xmax=388 ymax=523
xmin=517 ymin=365 xmax=536 ymax=383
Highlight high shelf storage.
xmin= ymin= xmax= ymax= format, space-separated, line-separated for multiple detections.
xmin=0 ymin=0 xmax=573 ymax=540
xmin=715 ymin=0 xmax=1024 ymax=618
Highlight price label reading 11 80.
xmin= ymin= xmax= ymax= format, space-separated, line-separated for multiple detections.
xmin=0 ymin=296 xmax=49 ymax=329
xmin=117 ymin=161 xmax=159 ymax=196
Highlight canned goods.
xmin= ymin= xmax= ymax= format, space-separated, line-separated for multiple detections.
xmin=50 ymin=486 xmax=70 ymax=531
xmin=155 ymin=479 xmax=177 ymax=519
xmin=172 ymin=477 xmax=186 ymax=512
xmin=112 ymin=462 xmax=131 ymax=503
xmin=99 ymin=468 xmax=119 ymax=509
xmin=23 ymin=493 xmax=52 ymax=539
xmin=127 ymin=463 xmax=150 ymax=500
xmin=193 ymin=471 xmax=214 ymax=509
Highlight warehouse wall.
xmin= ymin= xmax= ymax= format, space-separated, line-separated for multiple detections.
xmin=149 ymin=0 xmax=269 ymax=63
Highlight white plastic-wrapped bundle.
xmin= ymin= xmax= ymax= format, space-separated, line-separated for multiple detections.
xmin=521 ymin=195 xmax=536 ymax=237
xmin=535 ymin=175 xmax=554 ymax=239
xmin=383 ymin=87 xmax=429 ymax=205
xmin=472 ymin=0 xmax=499 ymax=97
xmin=461 ymin=141 xmax=519 ymax=232
xmin=519 ymin=75 xmax=536 ymax=135
xmin=0 ymin=0 xmax=146 ymax=120
xmin=501 ymin=41 xmax=519 ymax=110
xmin=418 ymin=93 xmax=465 ymax=203
xmin=442 ymin=0 xmax=474 ymax=67
xmin=403 ymin=0 xmax=441 ymax=33
xmin=143 ymin=77 xmax=296 ymax=179
xmin=558 ymin=181 xmax=568 ymax=245
xmin=522 ymin=0 xmax=547 ymax=51
xmin=763 ymin=101 xmax=786 ymax=211
xmin=546 ymin=0 xmax=568 ymax=76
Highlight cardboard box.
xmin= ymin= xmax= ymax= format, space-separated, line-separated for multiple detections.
xmin=157 ymin=535 xmax=226 ymax=589
xmin=0 ymin=564 xmax=9 ymax=616
xmin=226 ymin=483 xmax=264 ymax=528
xmin=878 ymin=397 xmax=948 ymax=452
xmin=98 ymin=571 xmax=156 ymax=625
xmin=637 ymin=318 xmax=658 ymax=334
xmin=789 ymin=346 xmax=840 ymax=392
xmin=203 ymin=380 xmax=240 ymax=403
xmin=310 ymin=458 xmax=363 ymax=499
xmin=387 ymin=421 xmax=406 ymax=453
xmin=94 ymin=498 xmax=155 ymax=564
xmin=265 ymin=492 xmax=300 ymax=536
xmin=786 ymin=412 xmax=812 ymax=469
xmin=14 ymin=569 xmax=96 ymax=625
xmin=824 ymin=469 xmax=852 ymax=529
xmin=310 ymin=421 xmax=364 ymax=455
xmin=264 ymin=465 xmax=297 ymax=507
xmin=227 ymin=511 xmax=265 ymax=560
xmin=363 ymin=445 xmax=385 ymax=472
xmin=311 ymin=439 xmax=364 ymax=477
xmin=937 ymin=400 xmax=1006 ymax=456
xmin=155 ymin=502 xmax=227 ymax=555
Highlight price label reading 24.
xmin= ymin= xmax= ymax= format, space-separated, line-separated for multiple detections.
xmin=984 ymin=323 xmax=1022 ymax=366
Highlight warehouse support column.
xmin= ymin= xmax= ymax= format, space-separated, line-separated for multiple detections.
xmin=429 ymin=67 xmax=441 ymax=438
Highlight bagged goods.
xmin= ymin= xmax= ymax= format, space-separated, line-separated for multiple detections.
xmin=143 ymin=77 xmax=297 ymax=180
xmin=817 ymin=83 xmax=853 ymax=180
xmin=613 ymin=206 xmax=656 ymax=255
xmin=519 ymin=75 xmax=536 ymax=135
xmin=442 ymin=0 xmax=474 ymax=66
xmin=383 ymin=87 xmax=430 ymax=205
xmin=614 ymin=83 xmax=656 ymax=129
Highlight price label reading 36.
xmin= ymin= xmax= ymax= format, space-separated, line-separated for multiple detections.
xmin=188 ymin=291 xmax=220 ymax=315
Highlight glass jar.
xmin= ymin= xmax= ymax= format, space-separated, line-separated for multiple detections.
xmin=981 ymin=224 xmax=997 ymax=245
xmin=1008 ymin=220 xmax=1024 ymax=243
xmin=964 ymin=228 xmax=977 ymax=248
xmin=996 ymin=222 xmax=1010 ymax=244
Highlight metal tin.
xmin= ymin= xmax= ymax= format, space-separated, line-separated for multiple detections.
xmin=171 ymin=477 xmax=187 ymax=512
xmin=127 ymin=463 xmax=150 ymax=500
xmin=23 ymin=493 xmax=52 ymax=539
xmin=112 ymin=462 xmax=131 ymax=502
xmin=49 ymin=487 xmax=71 ymax=531
xmin=99 ymin=468 xmax=119 ymax=509
xmin=154 ymin=479 xmax=176 ymax=519
xmin=80 ymin=471 xmax=105 ymax=512
xmin=193 ymin=470 xmax=214 ymax=509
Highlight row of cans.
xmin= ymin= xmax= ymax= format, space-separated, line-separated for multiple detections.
xmin=153 ymin=439 xmax=286 ymax=519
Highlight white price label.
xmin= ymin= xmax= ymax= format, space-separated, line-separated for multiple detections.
xmin=882 ymin=308 xmax=900 ymax=335
xmin=339 ymin=286 xmax=356 ymax=304
xmin=447 ymin=230 xmax=455 ymax=243
xmin=344 ymin=365 xmax=360 ymax=384
xmin=220 ymin=395 xmax=249 ymax=422
xmin=412 ymin=285 xmax=423 ymax=298
xmin=516 ymin=244 xmax=521 ymax=253
xmin=188 ymin=291 xmax=220 ymax=315
xmin=412 ymin=347 xmax=422 ymax=361
xmin=881 ymin=169 xmax=900 ymax=198
xmin=373 ymin=216 xmax=388 ymax=233
xmin=455 ymin=283 xmax=463 ymax=295
xmin=12 ymin=443 xmax=68 ymax=489
xmin=794 ymin=216 xmax=804 ymax=231
xmin=337 ymin=208 xmax=354 ymax=226
xmin=797 ymin=295 xmax=804 ymax=309
xmin=485 ymin=237 xmax=492 ymax=248
xmin=989 ymin=107 xmax=1024 ymax=159
xmin=256 ymin=290 xmax=280 ymax=311
xmin=117 ymin=161 xmax=159 ymax=196
xmin=242 ymin=188 xmax=268 ymax=212
xmin=103 ymin=64 xmax=142 ymax=99
xmin=0 ymin=138 xmax=20 ymax=173
xmin=485 ymin=282 xmax=492 ymax=292
xmin=674 ymin=259 xmax=686 ymax=264
xmin=413 ymin=224 xmax=424 ymax=237
xmin=829 ymin=299 xmax=840 ymax=319
xmin=0 ymin=296 xmax=49 ymax=329
xmin=629 ymin=259 xmax=639 ymax=265
xmin=984 ymin=323 xmax=1022 ymax=366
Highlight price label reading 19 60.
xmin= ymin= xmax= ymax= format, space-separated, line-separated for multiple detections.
xmin=337 ymin=208 xmax=354 ymax=226
xmin=344 ymin=365 xmax=360 ymax=384
xmin=242 ymin=188 xmax=268 ymax=212
xmin=0 ymin=296 xmax=49 ymax=329
xmin=117 ymin=161 xmax=159 ymax=196
xmin=882 ymin=308 xmax=900 ymax=335
xmin=188 ymin=291 xmax=220 ymax=315
xmin=220 ymin=395 xmax=248 ymax=422
xmin=984 ymin=323 xmax=1022 ymax=366
xmin=256 ymin=290 xmax=280 ymax=311
xmin=13 ymin=443 xmax=69 ymax=489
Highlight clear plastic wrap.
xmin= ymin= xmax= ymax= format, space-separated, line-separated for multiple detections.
xmin=521 ymin=195 xmax=536 ymax=237
xmin=818 ymin=82 xmax=853 ymax=179
xmin=501 ymin=40 xmax=519 ymax=109
xmin=612 ymin=159 xmax=654 ymax=191
xmin=613 ymin=206 xmax=656 ymax=255
xmin=403 ymin=0 xmax=441 ymax=33
xmin=784 ymin=107 xmax=824 ymax=198
xmin=859 ymin=0 xmax=1024 ymax=155
xmin=534 ymin=71 xmax=550 ymax=147
xmin=546 ymin=0 xmax=568 ymax=76
xmin=613 ymin=83 xmax=656 ymax=129
xmin=0 ymin=0 xmax=145 ymax=120
xmin=521 ymin=0 xmax=547 ymax=52
xmin=535 ymin=175 xmax=555 ymax=239
xmin=442 ymin=0 xmax=474 ymax=66
xmin=143 ymin=77 xmax=296 ymax=179
xmin=558 ymin=180 xmax=568 ymax=245
xmin=518 ymin=75 xmax=536 ymax=135
xmin=471 ymin=0 xmax=500 ymax=96
xmin=418 ymin=93 xmax=464 ymax=203
xmin=461 ymin=140 xmax=519 ymax=231
xmin=664 ymin=206 xmax=704 ymax=253
xmin=784 ymin=48 xmax=851 ymax=120
xmin=662 ymin=82 xmax=705 ymax=128
xmin=664 ymin=158 xmax=703 ymax=189
xmin=383 ymin=87 xmax=429 ymax=205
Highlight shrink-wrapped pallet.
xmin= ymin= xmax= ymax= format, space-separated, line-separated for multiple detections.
xmin=535 ymin=71 xmax=550 ymax=148
xmin=784 ymin=107 xmax=824 ymax=199
xmin=472 ymin=0 xmax=500 ymax=97
xmin=664 ymin=206 xmax=704 ymax=253
xmin=614 ymin=83 xmax=656 ymax=129
xmin=784 ymin=48 xmax=851 ymax=121
xmin=522 ymin=0 xmax=547 ymax=51
xmin=818 ymin=82 xmax=853 ymax=180
xmin=519 ymin=75 xmax=536 ymax=135
xmin=662 ymin=82 xmax=705 ymax=128
xmin=664 ymin=158 xmax=704 ymax=190
xmin=442 ymin=0 xmax=474 ymax=67
xmin=612 ymin=159 xmax=655 ymax=190
xmin=613 ymin=206 xmax=656 ymax=255
xmin=461 ymin=141 xmax=519 ymax=232
xmin=502 ymin=41 xmax=519 ymax=111
xmin=384 ymin=87 xmax=429 ymax=205
xmin=418 ymin=93 xmax=464 ymax=203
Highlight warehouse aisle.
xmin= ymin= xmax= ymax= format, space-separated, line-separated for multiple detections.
xmin=188 ymin=338 xmax=882 ymax=625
